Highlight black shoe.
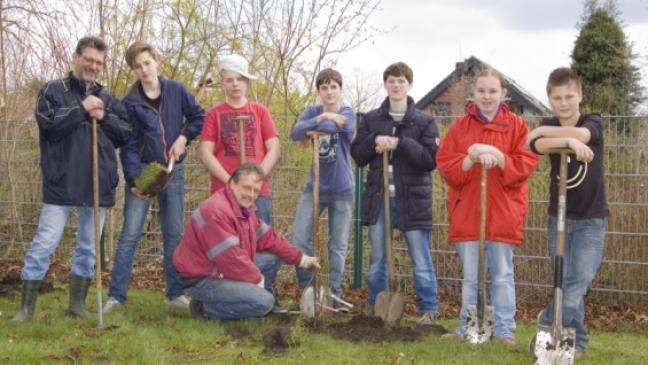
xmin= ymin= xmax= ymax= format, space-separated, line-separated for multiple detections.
xmin=271 ymin=300 xmax=288 ymax=314
xmin=189 ymin=300 xmax=208 ymax=320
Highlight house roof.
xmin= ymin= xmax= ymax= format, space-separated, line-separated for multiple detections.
xmin=416 ymin=56 xmax=549 ymax=115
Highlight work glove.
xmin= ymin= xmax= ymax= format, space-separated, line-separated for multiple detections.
xmin=298 ymin=255 xmax=321 ymax=270
xmin=257 ymin=275 xmax=265 ymax=289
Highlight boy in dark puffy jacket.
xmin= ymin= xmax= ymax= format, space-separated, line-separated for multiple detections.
xmin=351 ymin=62 xmax=440 ymax=325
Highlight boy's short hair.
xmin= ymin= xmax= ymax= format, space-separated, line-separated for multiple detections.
xmin=474 ymin=67 xmax=507 ymax=89
xmin=546 ymin=67 xmax=582 ymax=95
xmin=383 ymin=62 xmax=413 ymax=84
xmin=125 ymin=41 xmax=160 ymax=69
xmin=316 ymin=68 xmax=343 ymax=88
xmin=75 ymin=36 xmax=107 ymax=56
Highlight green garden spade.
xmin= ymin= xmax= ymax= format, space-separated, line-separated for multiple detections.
xmin=465 ymin=167 xmax=494 ymax=344
xmin=374 ymin=151 xmax=405 ymax=325
xmin=533 ymin=150 xmax=576 ymax=365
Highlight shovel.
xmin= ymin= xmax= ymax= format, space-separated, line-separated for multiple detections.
xmin=91 ymin=117 xmax=103 ymax=327
xmin=132 ymin=157 xmax=175 ymax=198
xmin=533 ymin=150 xmax=576 ymax=365
xmin=299 ymin=131 xmax=329 ymax=319
xmin=374 ymin=151 xmax=405 ymax=325
xmin=465 ymin=167 xmax=494 ymax=344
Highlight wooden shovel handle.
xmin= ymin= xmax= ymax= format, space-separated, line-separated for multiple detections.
xmin=382 ymin=152 xmax=395 ymax=290
xmin=308 ymin=131 xmax=322 ymax=319
xmin=91 ymin=118 xmax=101 ymax=287
xmin=232 ymin=115 xmax=249 ymax=163
xmin=478 ymin=167 xmax=487 ymax=291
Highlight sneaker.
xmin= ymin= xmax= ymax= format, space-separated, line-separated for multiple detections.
xmin=333 ymin=300 xmax=351 ymax=313
xmin=102 ymin=297 xmax=123 ymax=315
xmin=442 ymin=332 xmax=463 ymax=340
xmin=168 ymin=295 xmax=190 ymax=310
xmin=498 ymin=336 xmax=516 ymax=346
xmin=189 ymin=300 xmax=207 ymax=319
xmin=417 ymin=312 xmax=437 ymax=326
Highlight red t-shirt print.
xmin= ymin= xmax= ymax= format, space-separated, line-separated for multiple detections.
xmin=220 ymin=112 xmax=257 ymax=158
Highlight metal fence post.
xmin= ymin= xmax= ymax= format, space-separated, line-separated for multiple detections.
xmin=353 ymin=112 xmax=364 ymax=288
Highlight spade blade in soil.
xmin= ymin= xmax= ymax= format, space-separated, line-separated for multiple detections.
xmin=465 ymin=304 xmax=494 ymax=344
xmin=374 ymin=290 xmax=405 ymax=325
xmin=300 ymin=286 xmax=315 ymax=317
xmin=533 ymin=324 xmax=576 ymax=365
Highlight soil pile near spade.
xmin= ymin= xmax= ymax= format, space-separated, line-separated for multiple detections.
xmin=324 ymin=314 xmax=447 ymax=342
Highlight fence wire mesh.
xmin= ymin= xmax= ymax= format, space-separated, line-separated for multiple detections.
xmin=1 ymin=115 xmax=647 ymax=303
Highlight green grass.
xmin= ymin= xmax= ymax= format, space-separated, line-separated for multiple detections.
xmin=1 ymin=287 xmax=647 ymax=365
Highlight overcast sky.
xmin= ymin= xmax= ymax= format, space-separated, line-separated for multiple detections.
xmin=337 ymin=0 xmax=648 ymax=108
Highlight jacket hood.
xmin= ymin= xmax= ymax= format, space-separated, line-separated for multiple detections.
xmin=466 ymin=102 xmax=514 ymax=132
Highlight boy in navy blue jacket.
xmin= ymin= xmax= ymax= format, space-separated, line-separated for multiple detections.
xmin=351 ymin=62 xmax=440 ymax=325
xmin=104 ymin=41 xmax=205 ymax=314
xmin=289 ymin=69 xmax=355 ymax=309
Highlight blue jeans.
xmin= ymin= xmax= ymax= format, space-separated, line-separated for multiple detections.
xmin=454 ymin=241 xmax=516 ymax=339
xmin=538 ymin=216 xmax=607 ymax=351
xmin=108 ymin=163 xmax=185 ymax=302
xmin=187 ymin=251 xmax=282 ymax=320
xmin=366 ymin=199 xmax=438 ymax=314
xmin=22 ymin=204 xmax=107 ymax=280
xmin=291 ymin=189 xmax=353 ymax=296
xmin=255 ymin=195 xmax=272 ymax=225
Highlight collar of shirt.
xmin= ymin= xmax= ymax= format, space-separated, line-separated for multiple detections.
xmin=476 ymin=104 xmax=502 ymax=124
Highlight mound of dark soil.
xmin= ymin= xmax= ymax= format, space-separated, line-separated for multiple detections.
xmin=262 ymin=326 xmax=296 ymax=353
xmin=324 ymin=314 xmax=448 ymax=342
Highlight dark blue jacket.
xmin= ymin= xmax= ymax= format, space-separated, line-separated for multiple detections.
xmin=351 ymin=96 xmax=439 ymax=231
xmin=35 ymin=72 xmax=132 ymax=207
xmin=121 ymin=77 xmax=205 ymax=186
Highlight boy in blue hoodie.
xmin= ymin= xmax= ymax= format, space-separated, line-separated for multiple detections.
xmin=289 ymin=69 xmax=355 ymax=309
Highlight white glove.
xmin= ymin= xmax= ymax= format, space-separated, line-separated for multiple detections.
xmin=298 ymin=255 xmax=321 ymax=270
xmin=257 ymin=275 xmax=265 ymax=289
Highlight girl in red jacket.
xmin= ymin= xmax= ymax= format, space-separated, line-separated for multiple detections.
xmin=436 ymin=68 xmax=539 ymax=344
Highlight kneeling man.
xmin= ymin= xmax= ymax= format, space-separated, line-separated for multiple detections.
xmin=173 ymin=163 xmax=320 ymax=320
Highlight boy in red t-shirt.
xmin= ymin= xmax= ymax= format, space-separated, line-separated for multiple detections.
xmin=199 ymin=54 xmax=280 ymax=225
xmin=199 ymin=54 xmax=285 ymax=312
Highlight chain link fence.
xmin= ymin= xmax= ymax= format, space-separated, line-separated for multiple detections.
xmin=1 ymin=114 xmax=647 ymax=303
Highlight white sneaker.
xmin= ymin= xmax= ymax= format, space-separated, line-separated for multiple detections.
xmin=167 ymin=295 xmax=190 ymax=310
xmin=417 ymin=312 xmax=437 ymax=326
xmin=103 ymin=297 xmax=123 ymax=314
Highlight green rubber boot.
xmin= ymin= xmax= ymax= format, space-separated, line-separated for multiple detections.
xmin=67 ymin=274 xmax=92 ymax=317
xmin=10 ymin=280 xmax=41 ymax=323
